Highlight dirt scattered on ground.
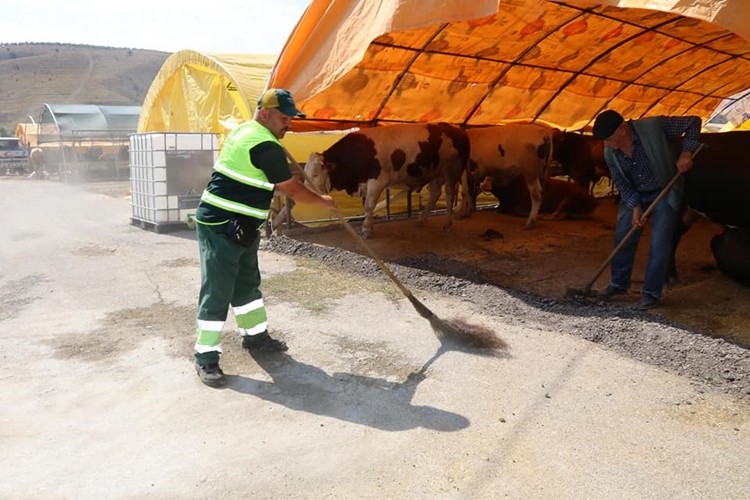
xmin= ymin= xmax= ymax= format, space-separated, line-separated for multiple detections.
xmin=0 ymin=274 xmax=48 ymax=321
xmin=46 ymin=303 xmax=194 ymax=362
xmin=71 ymin=244 xmax=117 ymax=257
xmin=261 ymin=201 xmax=750 ymax=401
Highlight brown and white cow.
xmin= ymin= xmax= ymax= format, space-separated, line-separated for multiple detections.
xmin=305 ymin=122 xmax=471 ymax=239
xmin=466 ymin=124 xmax=554 ymax=228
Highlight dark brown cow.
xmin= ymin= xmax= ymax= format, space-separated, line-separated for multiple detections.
xmin=681 ymin=131 xmax=750 ymax=228
xmin=552 ymin=131 xmax=610 ymax=195
xmin=305 ymin=122 xmax=470 ymax=239
xmin=669 ymin=131 xmax=750 ymax=286
xmin=481 ymin=176 xmax=597 ymax=220
xmin=466 ymin=124 xmax=554 ymax=229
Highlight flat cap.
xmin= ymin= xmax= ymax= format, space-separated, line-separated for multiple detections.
xmin=593 ymin=110 xmax=624 ymax=140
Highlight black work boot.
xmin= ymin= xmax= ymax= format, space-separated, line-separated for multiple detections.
xmin=241 ymin=331 xmax=288 ymax=352
xmin=194 ymin=361 xmax=226 ymax=387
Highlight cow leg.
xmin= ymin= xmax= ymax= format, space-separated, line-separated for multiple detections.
xmin=456 ymin=170 xmax=472 ymax=219
xmin=525 ymin=176 xmax=544 ymax=229
xmin=546 ymin=197 xmax=570 ymax=220
xmin=360 ymin=183 xmax=382 ymax=239
xmin=666 ymin=208 xmax=700 ymax=286
xmin=666 ymin=220 xmax=689 ymax=286
xmin=417 ymin=179 xmax=445 ymax=228
xmin=442 ymin=178 xmax=457 ymax=232
xmin=466 ymin=171 xmax=482 ymax=214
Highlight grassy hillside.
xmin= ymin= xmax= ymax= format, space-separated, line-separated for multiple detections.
xmin=0 ymin=43 xmax=169 ymax=134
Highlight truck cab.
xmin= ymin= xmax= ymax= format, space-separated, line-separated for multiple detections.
xmin=0 ymin=137 xmax=30 ymax=175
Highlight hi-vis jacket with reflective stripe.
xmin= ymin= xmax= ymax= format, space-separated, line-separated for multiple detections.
xmin=198 ymin=120 xmax=282 ymax=222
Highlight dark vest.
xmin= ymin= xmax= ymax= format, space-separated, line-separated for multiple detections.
xmin=604 ymin=117 xmax=683 ymax=216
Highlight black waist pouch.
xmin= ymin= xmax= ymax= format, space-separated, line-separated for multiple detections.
xmin=225 ymin=216 xmax=259 ymax=247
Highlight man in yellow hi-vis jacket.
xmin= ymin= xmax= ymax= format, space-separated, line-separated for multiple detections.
xmin=193 ymin=88 xmax=336 ymax=387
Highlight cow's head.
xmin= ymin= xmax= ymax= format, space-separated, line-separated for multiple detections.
xmin=304 ymin=152 xmax=332 ymax=194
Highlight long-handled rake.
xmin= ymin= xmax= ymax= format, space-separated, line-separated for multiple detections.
xmin=281 ymin=146 xmax=508 ymax=351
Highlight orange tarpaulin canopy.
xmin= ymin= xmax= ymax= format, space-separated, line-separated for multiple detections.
xmin=269 ymin=0 xmax=750 ymax=131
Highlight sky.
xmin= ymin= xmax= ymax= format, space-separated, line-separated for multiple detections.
xmin=0 ymin=0 xmax=311 ymax=54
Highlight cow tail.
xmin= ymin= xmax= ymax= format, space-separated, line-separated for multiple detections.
xmin=460 ymin=133 xmax=472 ymax=216
xmin=542 ymin=133 xmax=553 ymax=190
xmin=456 ymin=168 xmax=467 ymax=213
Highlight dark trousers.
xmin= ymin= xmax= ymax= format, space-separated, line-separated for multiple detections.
xmin=610 ymin=191 xmax=678 ymax=299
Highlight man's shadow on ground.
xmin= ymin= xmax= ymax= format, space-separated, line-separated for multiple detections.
xmin=227 ymin=344 xmax=506 ymax=432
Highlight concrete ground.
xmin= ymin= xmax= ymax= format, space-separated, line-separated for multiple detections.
xmin=1 ymin=179 xmax=748 ymax=499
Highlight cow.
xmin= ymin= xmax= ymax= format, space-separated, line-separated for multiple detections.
xmin=680 ymin=131 xmax=750 ymax=229
xmin=466 ymin=123 xmax=554 ymax=229
xmin=29 ymin=147 xmax=44 ymax=167
xmin=668 ymin=131 xmax=750 ymax=286
xmin=481 ymin=175 xmax=597 ymax=220
xmin=304 ymin=122 xmax=471 ymax=239
xmin=552 ymin=131 xmax=610 ymax=195
xmin=29 ymin=147 xmax=46 ymax=178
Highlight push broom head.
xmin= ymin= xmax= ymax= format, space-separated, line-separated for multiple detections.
xmin=406 ymin=294 xmax=509 ymax=351
xmin=430 ymin=316 xmax=510 ymax=351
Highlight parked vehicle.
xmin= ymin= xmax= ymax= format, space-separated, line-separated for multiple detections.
xmin=0 ymin=137 xmax=30 ymax=175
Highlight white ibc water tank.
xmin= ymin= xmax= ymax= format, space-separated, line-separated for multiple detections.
xmin=129 ymin=132 xmax=218 ymax=233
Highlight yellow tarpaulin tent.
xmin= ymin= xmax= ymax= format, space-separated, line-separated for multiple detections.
xmin=268 ymin=0 xmax=750 ymax=131
xmin=138 ymin=50 xmax=276 ymax=135
xmin=136 ymin=48 xmax=350 ymax=172
xmin=137 ymin=49 xmax=346 ymax=161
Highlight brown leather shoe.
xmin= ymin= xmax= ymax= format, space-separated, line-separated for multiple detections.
xmin=598 ymin=285 xmax=627 ymax=300
xmin=637 ymin=294 xmax=659 ymax=310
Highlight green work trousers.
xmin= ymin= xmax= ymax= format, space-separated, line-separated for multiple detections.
xmin=194 ymin=221 xmax=265 ymax=364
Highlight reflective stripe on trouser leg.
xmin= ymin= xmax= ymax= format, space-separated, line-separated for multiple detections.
xmin=195 ymin=319 xmax=225 ymax=353
xmin=233 ymin=298 xmax=268 ymax=336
